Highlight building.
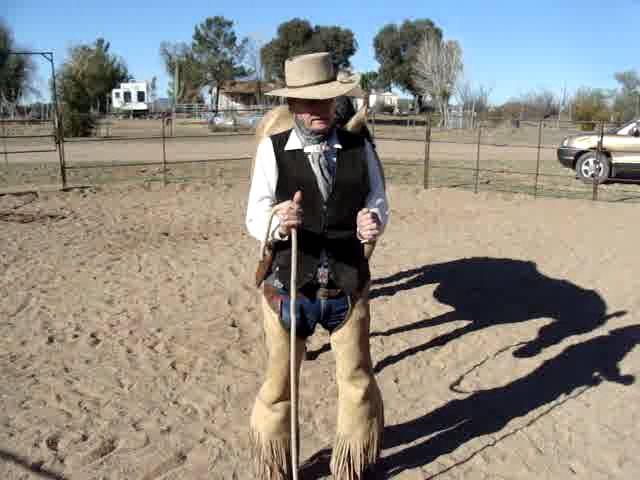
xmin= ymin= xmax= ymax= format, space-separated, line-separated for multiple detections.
xmin=111 ymin=81 xmax=149 ymax=114
xmin=211 ymin=80 xmax=281 ymax=110
xmin=355 ymin=90 xmax=399 ymax=112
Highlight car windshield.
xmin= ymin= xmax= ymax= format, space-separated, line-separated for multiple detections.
xmin=607 ymin=119 xmax=639 ymax=134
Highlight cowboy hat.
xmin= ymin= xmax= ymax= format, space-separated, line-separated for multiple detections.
xmin=265 ymin=52 xmax=362 ymax=100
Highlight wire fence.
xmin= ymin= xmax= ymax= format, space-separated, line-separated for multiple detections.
xmin=0 ymin=109 xmax=267 ymax=192
xmin=2 ymin=103 xmax=640 ymax=203
xmin=368 ymin=113 xmax=640 ymax=203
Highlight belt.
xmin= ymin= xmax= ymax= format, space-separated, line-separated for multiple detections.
xmin=263 ymin=283 xmax=345 ymax=313
xmin=313 ymin=286 xmax=344 ymax=300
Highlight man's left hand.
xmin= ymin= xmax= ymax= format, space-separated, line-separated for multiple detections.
xmin=357 ymin=208 xmax=381 ymax=243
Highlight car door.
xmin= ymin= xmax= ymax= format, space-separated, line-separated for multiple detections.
xmin=605 ymin=121 xmax=640 ymax=172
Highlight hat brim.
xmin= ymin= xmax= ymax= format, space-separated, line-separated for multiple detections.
xmin=265 ymin=78 xmax=362 ymax=100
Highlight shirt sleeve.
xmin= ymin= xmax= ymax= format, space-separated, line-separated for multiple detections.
xmin=245 ymin=137 xmax=283 ymax=243
xmin=364 ymin=139 xmax=390 ymax=234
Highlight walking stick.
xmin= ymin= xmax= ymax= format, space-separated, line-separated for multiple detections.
xmin=290 ymin=226 xmax=299 ymax=480
xmin=260 ymin=208 xmax=300 ymax=479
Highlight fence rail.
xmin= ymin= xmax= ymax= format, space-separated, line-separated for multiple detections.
xmin=2 ymin=109 xmax=640 ymax=203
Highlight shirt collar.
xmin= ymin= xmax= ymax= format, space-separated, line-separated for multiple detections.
xmin=284 ymin=128 xmax=342 ymax=151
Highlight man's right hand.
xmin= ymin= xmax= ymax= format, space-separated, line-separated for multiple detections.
xmin=274 ymin=190 xmax=303 ymax=238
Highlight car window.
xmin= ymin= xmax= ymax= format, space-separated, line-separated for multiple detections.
xmin=608 ymin=119 xmax=638 ymax=135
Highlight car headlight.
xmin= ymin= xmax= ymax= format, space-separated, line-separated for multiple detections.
xmin=561 ymin=137 xmax=569 ymax=147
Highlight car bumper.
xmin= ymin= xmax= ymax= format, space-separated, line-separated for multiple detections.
xmin=557 ymin=147 xmax=579 ymax=168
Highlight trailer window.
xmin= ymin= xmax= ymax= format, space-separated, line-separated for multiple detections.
xmin=123 ymin=91 xmax=132 ymax=103
xmin=137 ymin=91 xmax=145 ymax=103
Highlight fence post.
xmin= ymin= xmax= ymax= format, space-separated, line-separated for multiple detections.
xmin=162 ymin=117 xmax=168 ymax=186
xmin=2 ymin=119 xmax=7 ymax=168
xmin=474 ymin=123 xmax=482 ymax=193
xmin=534 ymin=120 xmax=543 ymax=197
xmin=592 ymin=120 xmax=604 ymax=201
xmin=371 ymin=108 xmax=376 ymax=141
xmin=49 ymin=53 xmax=67 ymax=190
xmin=423 ymin=113 xmax=432 ymax=189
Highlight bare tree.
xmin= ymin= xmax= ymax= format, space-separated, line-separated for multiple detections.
xmin=245 ymin=35 xmax=265 ymax=106
xmin=456 ymin=78 xmax=493 ymax=127
xmin=412 ymin=33 xmax=463 ymax=127
xmin=524 ymin=89 xmax=558 ymax=119
xmin=149 ymin=76 xmax=157 ymax=112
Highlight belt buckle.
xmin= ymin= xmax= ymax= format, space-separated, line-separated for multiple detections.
xmin=317 ymin=265 xmax=330 ymax=286
xmin=317 ymin=287 xmax=330 ymax=300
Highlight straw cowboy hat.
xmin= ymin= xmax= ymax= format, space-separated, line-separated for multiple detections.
xmin=266 ymin=52 xmax=363 ymax=100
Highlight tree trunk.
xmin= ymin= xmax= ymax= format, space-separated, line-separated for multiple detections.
xmin=214 ymin=84 xmax=221 ymax=115
xmin=437 ymin=101 xmax=444 ymax=128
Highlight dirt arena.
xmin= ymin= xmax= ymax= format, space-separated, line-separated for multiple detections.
xmin=1 ymin=177 xmax=638 ymax=479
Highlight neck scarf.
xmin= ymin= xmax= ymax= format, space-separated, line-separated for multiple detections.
xmin=293 ymin=116 xmax=335 ymax=201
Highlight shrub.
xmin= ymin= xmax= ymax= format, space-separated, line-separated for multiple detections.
xmin=62 ymin=110 xmax=95 ymax=137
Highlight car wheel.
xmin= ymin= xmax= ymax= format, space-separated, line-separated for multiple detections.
xmin=576 ymin=151 xmax=610 ymax=184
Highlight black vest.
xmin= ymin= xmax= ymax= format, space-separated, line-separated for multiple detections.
xmin=271 ymin=128 xmax=371 ymax=294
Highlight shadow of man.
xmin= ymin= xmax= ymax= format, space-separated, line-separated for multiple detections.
xmin=0 ymin=449 xmax=68 ymax=480
xmin=379 ymin=325 xmax=639 ymax=478
xmin=369 ymin=257 xmax=625 ymax=373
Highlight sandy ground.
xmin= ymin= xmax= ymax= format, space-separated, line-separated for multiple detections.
xmin=1 ymin=179 xmax=639 ymax=480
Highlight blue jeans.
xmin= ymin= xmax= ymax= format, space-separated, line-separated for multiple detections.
xmin=279 ymin=288 xmax=352 ymax=338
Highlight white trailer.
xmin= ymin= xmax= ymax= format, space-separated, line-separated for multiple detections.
xmin=111 ymin=81 xmax=149 ymax=115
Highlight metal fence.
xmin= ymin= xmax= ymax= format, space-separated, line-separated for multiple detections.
xmin=1 ymin=51 xmax=67 ymax=191
xmin=0 ymin=108 xmax=271 ymax=192
xmin=63 ymin=110 xmax=265 ymax=188
xmin=2 ymin=105 xmax=640 ymax=203
xmin=368 ymin=113 xmax=640 ymax=203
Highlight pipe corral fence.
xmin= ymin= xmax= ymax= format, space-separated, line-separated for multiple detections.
xmin=2 ymin=51 xmax=639 ymax=203
xmin=369 ymin=113 xmax=640 ymax=203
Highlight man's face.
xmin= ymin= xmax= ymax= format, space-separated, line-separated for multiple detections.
xmin=289 ymin=98 xmax=337 ymax=132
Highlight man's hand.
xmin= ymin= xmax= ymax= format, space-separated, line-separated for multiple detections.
xmin=356 ymin=208 xmax=381 ymax=243
xmin=275 ymin=190 xmax=303 ymax=237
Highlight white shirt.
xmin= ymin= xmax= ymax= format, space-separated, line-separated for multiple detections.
xmin=245 ymin=128 xmax=389 ymax=244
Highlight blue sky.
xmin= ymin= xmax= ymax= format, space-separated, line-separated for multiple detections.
xmin=4 ymin=0 xmax=639 ymax=103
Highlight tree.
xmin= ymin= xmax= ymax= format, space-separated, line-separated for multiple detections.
xmin=456 ymin=80 xmax=492 ymax=114
xmin=160 ymin=16 xmax=249 ymax=111
xmin=413 ymin=33 xmax=463 ymax=127
xmin=160 ymin=41 xmax=203 ymax=104
xmin=192 ymin=16 xmax=250 ymax=112
xmin=0 ymin=21 xmax=36 ymax=117
xmin=359 ymin=71 xmax=379 ymax=107
xmin=613 ymin=70 xmax=640 ymax=121
xmin=572 ymin=87 xmax=612 ymax=129
xmin=245 ymin=35 xmax=268 ymax=105
xmin=260 ymin=18 xmax=357 ymax=81
xmin=148 ymin=76 xmax=158 ymax=112
xmin=373 ymin=19 xmax=442 ymax=106
xmin=456 ymin=79 xmax=492 ymax=127
xmin=57 ymin=38 xmax=129 ymax=136
xmin=497 ymin=89 xmax=560 ymax=122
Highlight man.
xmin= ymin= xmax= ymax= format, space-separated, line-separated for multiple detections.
xmin=246 ymin=52 xmax=389 ymax=479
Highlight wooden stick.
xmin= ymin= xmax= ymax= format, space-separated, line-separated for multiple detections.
xmin=290 ymin=227 xmax=299 ymax=480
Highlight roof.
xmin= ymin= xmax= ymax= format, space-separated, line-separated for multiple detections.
xmin=218 ymin=80 xmax=282 ymax=94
